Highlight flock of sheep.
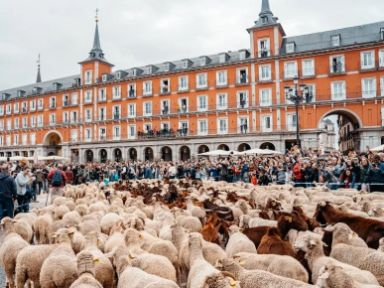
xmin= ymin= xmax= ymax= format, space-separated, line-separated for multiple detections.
xmin=1 ymin=179 xmax=384 ymax=287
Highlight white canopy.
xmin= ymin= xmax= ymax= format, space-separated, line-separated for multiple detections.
xmin=9 ymin=156 xmax=28 ymax=161
xmin=42 ymin=155 xmax=69 ymax=161
xmin=0 ymin=157 xmax=7 ymax=162
xmin=370 ymin=144 xmax=384 ymax=152
xmin=240 ymin=148 xmax=279 ymax=156
xmin=198 ymin=150 xmax=241 ymax=157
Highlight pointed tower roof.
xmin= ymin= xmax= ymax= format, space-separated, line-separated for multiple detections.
xmin=80 ymin=9 xmax=113 ymax=66
xmin=36 ymin=54 xmax=42 ymax=83
xmin=254 ymin=0 xmax=278 ymax=27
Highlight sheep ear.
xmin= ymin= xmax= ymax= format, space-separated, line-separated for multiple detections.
xmin=286 ymin=216 xmax=293 ymax=223
xmin=322 ymin=241 xmax=328 ymax=247
xmin=324 ymin=225 xmax=334 ymax=232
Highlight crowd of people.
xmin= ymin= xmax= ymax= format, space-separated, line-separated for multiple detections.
xmin=0 ymin=146 xmax=384 ymax=220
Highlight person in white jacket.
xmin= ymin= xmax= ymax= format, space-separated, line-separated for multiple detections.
xmin=15 ymin=167 xmax=31 ymax=213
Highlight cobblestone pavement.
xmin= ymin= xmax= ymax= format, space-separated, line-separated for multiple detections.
xmin=0 ymin=193 xmax=47 ymax=287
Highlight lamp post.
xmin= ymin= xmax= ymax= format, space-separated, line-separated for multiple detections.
xmin=285 ymin=76 xmax=309 ymax=148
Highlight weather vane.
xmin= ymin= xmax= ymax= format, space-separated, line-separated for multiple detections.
xmin=37 ymin=54 xmax=40 ymax=66
xmin=95 ymin=8 xmax=99 ymax=23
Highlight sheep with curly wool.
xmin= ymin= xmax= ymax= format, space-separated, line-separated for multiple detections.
xmin=62 ymin=210 xmax=82 ymax=227
xmin=34 ymin=211 xmax=53 ymax=244
xmin=234 ymin=252 xmax=309 ymax=283
xmin=239 ymin=215 xmax=277 ymax=229
xmin=100 ymin=212 xmax=122 ymax=235
xmin=69 ymin=251 xmax=103 ymax=288
xmin=0 ymin=217 xmax=29 ymax=288
xmin=325 ymin=222 xmax=368 ymax=247
xmin=225 ymin=225 xmax=256 ymax=257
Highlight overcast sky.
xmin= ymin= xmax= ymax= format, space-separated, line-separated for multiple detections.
xmin=0 ymin=0 xmax=383 ymax=90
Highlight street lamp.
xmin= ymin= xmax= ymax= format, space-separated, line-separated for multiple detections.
xmin=285 ymin=76 xmax=309 ymax=148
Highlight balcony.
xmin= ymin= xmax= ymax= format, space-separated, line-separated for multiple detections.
xmin=237 ymin=73 xmax=248 ymax=85
xmin=113 ymin=113 xmax=121 ymax=121
xmin=258 ymin=49 xmax=271 ymax=59
xmin=137 ymin=128 xmax=189 ymax=139
xmin=21 ymin=108 xmax=28 ymax=114
xmin=128 ymin=89 xmax=136 ymax=98
xmin=161 ymin=108 xmax=169 ymax=115
xmin=161 ymin=87 xmax=170 ymax=95
xmin=178 ymin=106 xmax=188 ymax=114
xmin=330 ymin=63 xmax=345 ymax=75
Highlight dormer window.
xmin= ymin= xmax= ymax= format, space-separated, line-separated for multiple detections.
xmin=132 ymin=68 xmax=142 ymax=77
xmin=53 ymin=82 xmax=62 ymax=91
xmin=219 ymin=53 xmax=229 ymax=64
xmin=33 ymin=87 xmax=42 ymax=94
xmin=116 ymin=72 xmax=121 ymax=80
xmin=381 ymin=28 xmax=384 ymax=41
xmin=286 ymin=42 xmax=295 ymax=54
xmin=163 ymin=62 xmax=174 ymax=72
xmin=331 ymin=35 xmax=341 ymax=47
xmin=199 ymin=56 xmax=210 ymax=66
xmin=239 ymin=50 xmax=249 ymax=61
xmin=17 ymin=90 xmax=26 ymax=97
xmin=261 ymin=16 xmax=268 ymax=24
xmin=182 ymin=59 xmax=192 ymax=69
xmin=146 ymin=66 xmax=157 ymax=74
xmin=102 ymin=74 xmax=108 ymax=82
xmin=2 ymin=93 xmax=10 ymax=101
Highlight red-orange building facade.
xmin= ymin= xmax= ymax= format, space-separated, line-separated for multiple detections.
xmin=1 ymin=0 xmax=384 ymax=162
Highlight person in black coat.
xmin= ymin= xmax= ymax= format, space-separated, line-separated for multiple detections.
xmin=0 ymin=164 xmax=17 ymax=220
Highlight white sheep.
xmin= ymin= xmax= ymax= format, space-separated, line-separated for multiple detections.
xmin=225 ymin=225 xmax=256 ymax=257
xmin=69 ymin=251 xmax=103 ymax=288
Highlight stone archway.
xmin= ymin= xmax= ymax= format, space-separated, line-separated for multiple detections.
xmin=260 ymin=142 xmax=276 ymax=150
xmin=99 ymin=149 xmax=108 ymax=163
xmin=144 ymin=147 xmax=154 ymax=161
xmin=85 ymin=150 xmax=94 ymax=162
xmin=238 ymin=143 xmax=251 ymax=152
xmin=43 ymin=131 xmax=63 ymax=156
xmin=217 ymin=144 xmax=230 ymax=151
xmin=180 ymin=146 xmax=191 ymax=161
xmin=128 ymin=148 xmax=137 ymax=161
xmin=198 ymin=145 xmax=209 ymax=154
xmin=161 ymin=146 xmax=172 ymax=162
xmin=114 ymin=148 xmax=122 ymax=162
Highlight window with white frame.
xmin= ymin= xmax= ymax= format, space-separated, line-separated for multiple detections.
xmin=128 ymin=104 xmax=136 ymax=118
xmin=259 ymin=64 xmax=271 ymax=81
xmin=196 ymin=73 xmax=208 ymax=89
xmin=330 ymin=55 xmax=345 ymax=73
xmin=37 ymin=99 xmax=43 ymax=110
xmin=6 ymin=104 xmax=11 ymax=115
xmin=238 ymin=117 xmax=249 ymax=134
xmin=29 ymin=100 xmax=36 ymax=111
xmin=22 ymin=134 xmax=27 ymax=146
xmin=0 ymin=136 xmax=3 ymax=146
xmin=216 ymin=71 xmax=228 ymax=86
xmin=37 ymin=115 xmax=43 ymax=127
xmin=178 ymin=76 xmax=188 ymax=91
xmin=361 ymin=51 xmax=375 ymax=70
xmin=49 ymin=113 xmax=56 ymax=125
xmin=237 ymin=68 xmax=248 ymax=84
xmin=128 ymin=125 xmax=136 ymax=139
xmin=63 ymin=112 xmax=69 ymax=123
xmin=217 ymin=93 xmax=227 ymax=110
xmin=30 ymin=133 xmax=36 ymax=145
xmin=261 ymin=115 xmax=273 ymax=132
xmin=0 ymin=120 xmax=4 ymax=131
xmin=71 ymin=111 xmax=78 ymax=123
xmin=85 ymin=109 xmax=92 ymax=122
xmin=6 ymin=119 xmax=11 ymax=130
xmin=62 ymin=95 xmax=69 ymax=107
xmin=70 ymin=129 xmax=78 ymax=142
xmin=379 ymin=50 xmax=384 ymax=68
xmin=14 ymin=103 xmax=19 ymax=113
xmin=99 ymin=127 xmax=107 ymax=140
xmin=22 ymin=117 xmax=27 ymax=128
xmin=143 ymin=123 xmax=152 ymax=132
xmin=179 ymin=98 xmax=188 ymax=113
xmin=381 ymin=77 xmax=384 ymax=97
xmin=284 ymin=61 xmax=298 ymax=79
xmin=381 ymin=106 xmax=384 ymax=126
xmin=128 ymin=83 xmax=136 ymax=98
xmin=302 ymin=59 xmax=315 ymax=76
xmin=113 ymin=126 xmax=121 ymax=140
xmin=161 ymin=122 xmax=170 ymax=130
xmin=331 ymin=35 xmax=341 ymax=47
xmin=331 ymin=81 xmax=346 ymax=100
xmin=362 ymin=78 xmax=376 ymax=98
xmin=99 ymin=107 xmax=106 ymax=121
xmin=99 ymin=88 xmax=107 ymax=101
xmin=143 ymin=81 xmax=152 ymax=96
xmin=71 ymin=93 xmax=78 ymax=105
xmin=21 ymin=102 xmax=27 ymax=113
xmin=30 ymin=116 xmax=35 ymax=128
xmin=304 ymin=84 xmax=316 ymax=103
xmin=161 ymin=79 xmax=170 ymax=94
xmin=238 ymin=91 xmax=249 ymax=108
xmin=112 ymin=86 xmax=121 ymax=99
xmin=198 ymin=95 xmax=208 ymax=111
xmin=14 ymin=134 xmax=19 ymax=145
xmin=6 ymin=135 xmax=11 ymax=146
xmin=113 ymin=105 xmax=121 ymax=120
xmin=143 ymin=102 xmax=152 ymax=116
xmin=286 ymin=42 xmax=295 ymax=54
xmin=217 ymin=118 xmax=228 ymax=134
xmin=179 ymin=121 xmax=189 ymax=136
xmin=161 ymin=100 xmax=170 ymax=115
xmin=49 ymin=97 xmax=56 ymax=108
xmin=84 ymin=90 xmax=92 ymax=103
xmin=85 ymin=128 xmax=92 ymax=142
xmin=258 ymin=39 xmax=270 ymax=58
xmin=85 ymin=70 xmax=92 ymax=85
xmin=286 ymin=113 xmax=297 ymax=131
xmin=198 ymin=119 xmax=208 ymax=135
xmin=260 ymin=89 xmax=272 ymax=106
xmin=0 ymin=105 xmax=3 ymax=116
xmin=14 ymin=118 xmax=19 ymax=129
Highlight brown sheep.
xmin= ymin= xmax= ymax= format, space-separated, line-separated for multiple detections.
xmin=257 ymin=227 xmax=296 ymax=257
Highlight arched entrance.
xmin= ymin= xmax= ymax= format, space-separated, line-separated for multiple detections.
xmin=161 ymin=146 xmax=172 ymax=162
xmin=43 ymin=131 xmax=63 ymax=156
xmin=260 ymin=142 xmax=276 ymax=150
xmin=128 ymin=148 xmax=137 ymax=161
xmin=180 ymin=146 xmax=191 ymax=161
xmin=99 ymin=149 xmax=108 ymax=163
xmin=198 ymin=145 xmax=209 ymax=154
xmin=217 ymin=144 xmax=230 ymax=151
xmin=144 ymin=147 xmax=154 ymax=161
xmin=114 ymin=148 xmax=122 ymax=162
xmin=318 ymin=109 xmax=361 ymax=153
xmin=238 ymin=143 xmax=251 ymax=152
xmin=85 ymin=150 xmax=94 ymax=162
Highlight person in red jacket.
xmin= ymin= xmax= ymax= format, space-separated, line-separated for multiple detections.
xmin=292 ymin=158 xmax=304 ymax=187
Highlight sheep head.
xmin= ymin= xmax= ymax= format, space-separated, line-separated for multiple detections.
xmin=124 ymin=228 xmax=143 ymax=247
xmin=0 ymin=217 xmax=15 ymax=234
xmin=204 ymin=273 xmax=239 ymax=288
xmin=77 ymin=251 xmax=98 ymax=276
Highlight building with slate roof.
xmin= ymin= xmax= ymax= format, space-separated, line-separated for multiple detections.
xmin=0 ymin=0 xmax=384 ymax=161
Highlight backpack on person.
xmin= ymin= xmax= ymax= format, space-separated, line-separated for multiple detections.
xmin=51 ymin=170 xmax=63 ymax=187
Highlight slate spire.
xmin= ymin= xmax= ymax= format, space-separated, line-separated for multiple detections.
xmin=255 ymin=0 xmax=278 ymax=27
xmin=88 ymin=9 xmax=105 ymax=60
xmin=36 ymin=54 xmax=42 ymax=83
